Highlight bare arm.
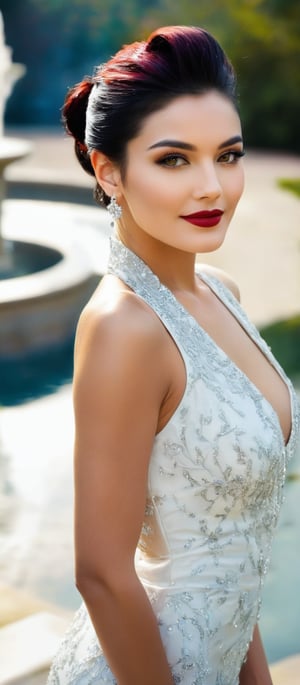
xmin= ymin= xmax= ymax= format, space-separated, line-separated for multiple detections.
xmin=239 ymin=625 xmax=273 ymax=685
xmin=73 ymin=289 xmax=174 ymax=685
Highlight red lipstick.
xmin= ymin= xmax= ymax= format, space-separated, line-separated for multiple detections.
xmin=180 ymin=210 xmax=224 ymax=228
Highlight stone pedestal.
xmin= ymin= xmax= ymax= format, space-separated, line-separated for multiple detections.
xmin=0 ymin=137 xmax=32 ymax=264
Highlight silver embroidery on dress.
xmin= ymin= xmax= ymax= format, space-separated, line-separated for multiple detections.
xmin=48 ymin=237 xmax=299 ymax=685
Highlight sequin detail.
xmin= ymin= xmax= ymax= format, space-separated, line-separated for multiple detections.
xmin=48 ymin=237 xmax=299 ymax=685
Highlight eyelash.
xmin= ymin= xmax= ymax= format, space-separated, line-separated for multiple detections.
xmin=156 ymin=153 xmax=187 ymax=168
xmin=218 ymin=150 xmax=245 ymax=164
xmin=156 ymin=150 xmax=245 ymax=168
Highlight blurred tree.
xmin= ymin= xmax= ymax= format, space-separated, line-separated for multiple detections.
xmin=0 ymin=0 xmax=299 ymax=151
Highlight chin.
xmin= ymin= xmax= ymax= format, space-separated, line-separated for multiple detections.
xmin=193 ymin=232 xmax=228 ymax=254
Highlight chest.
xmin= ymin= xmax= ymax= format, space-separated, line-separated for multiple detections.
xmin=176 ymin=285 xmax=291 ymax=445
xmin=151 ymin=368 xmax=287 ymax=526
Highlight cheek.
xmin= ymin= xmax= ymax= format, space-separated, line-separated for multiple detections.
xmin=125 ymin=169 xmax=152 ymax=202
xmin=227 ymin=168 xmax=244 ymax=207
xmin=125 ymin=169 xmax=180 ymax=210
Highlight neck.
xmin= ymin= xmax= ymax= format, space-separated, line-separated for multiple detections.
xmin=115 ymin=225 xmax=197 ymax=293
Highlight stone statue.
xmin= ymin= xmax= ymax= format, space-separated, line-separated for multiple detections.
xmin=0 ymin=11 xmax=25 ymax=138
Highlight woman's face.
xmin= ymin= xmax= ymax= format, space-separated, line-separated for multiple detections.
xmin=118 ymin=91 xmax=245 ymax=254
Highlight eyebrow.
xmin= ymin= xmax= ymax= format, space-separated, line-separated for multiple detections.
xmin=147 ymin=135 xmax=243 ymax=151
xmin=218 ymin=136 xmax=243 ymax=149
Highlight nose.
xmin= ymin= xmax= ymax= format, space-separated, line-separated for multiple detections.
xmin=193 ymin=161 xmax=222 ymax=200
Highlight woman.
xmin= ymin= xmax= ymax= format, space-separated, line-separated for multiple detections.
xmin=48 ymin=25 xmax=299 ymax=685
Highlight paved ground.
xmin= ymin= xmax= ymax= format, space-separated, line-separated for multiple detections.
xmin=5 ymin=128 xmax=300 ymax=326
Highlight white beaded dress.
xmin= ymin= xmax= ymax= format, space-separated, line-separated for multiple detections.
xmin=48 ymin=237 xmax=299 ymax=685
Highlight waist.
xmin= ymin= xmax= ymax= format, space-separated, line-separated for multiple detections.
xmin=135 ymin=546 xmax=266 ymax=594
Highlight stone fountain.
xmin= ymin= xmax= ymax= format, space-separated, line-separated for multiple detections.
xmin=0 ymin=12 xmax=106 ymax=369
xmin=0 ymin=11 xmax=32 ymax=273
xmin=0 ymin=11 xmax=25 ymax=140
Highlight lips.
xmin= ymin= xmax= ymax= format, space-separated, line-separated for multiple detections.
xmin=180 ymin=210 xmax=224 ymax=228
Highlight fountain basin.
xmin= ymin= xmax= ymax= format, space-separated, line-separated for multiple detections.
xmin=0 ymin=239 xmax=62 ymax=279
xmin=0 ymin=198 xmax=110 ymax=357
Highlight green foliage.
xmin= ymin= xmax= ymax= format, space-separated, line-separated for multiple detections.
xmin=260 ymin=315 xmax=300 ymax=378
xmin=277 ymin=179 xmax=300 ymax=198
xmin=1 ymin=0 xmax=300 ymax=151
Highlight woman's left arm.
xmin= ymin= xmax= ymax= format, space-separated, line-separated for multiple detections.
xmin=239 ymin=624 xmax=273 ymax=685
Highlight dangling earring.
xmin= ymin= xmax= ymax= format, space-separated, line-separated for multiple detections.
xmin=107 ymin=195 xmax=122 ymax=227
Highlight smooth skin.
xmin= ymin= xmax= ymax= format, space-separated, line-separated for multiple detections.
xmin=74 ymin=91 xmax=290 ymax=684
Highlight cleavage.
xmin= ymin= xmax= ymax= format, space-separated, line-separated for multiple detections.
xmin=175 ymin=282 xmax=292 ymax=446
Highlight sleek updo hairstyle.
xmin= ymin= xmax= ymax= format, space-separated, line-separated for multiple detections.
xmin=63 ymin=25 xmax=237 ymax=207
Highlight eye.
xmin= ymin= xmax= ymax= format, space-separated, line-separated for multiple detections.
xmin=218 ymin=150 xmax=245 ymax=164
xmin=156 ymin=153 xmax=188 ymax=168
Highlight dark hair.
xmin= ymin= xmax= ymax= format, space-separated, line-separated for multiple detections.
xmin=63 ymin=25 xmax=237 ymax=207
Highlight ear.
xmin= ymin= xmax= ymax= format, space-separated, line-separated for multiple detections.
xmin=90 ymin=150 xmax=121 ymax=199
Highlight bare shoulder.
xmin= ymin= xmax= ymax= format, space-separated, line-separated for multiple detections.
xmin=76 ymin=273 xmax=164 ymax=348
xmin=199 ymin=263 xmax=240 ymax=302
xmin=74 ymin=273 xmax=169 ymax=384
